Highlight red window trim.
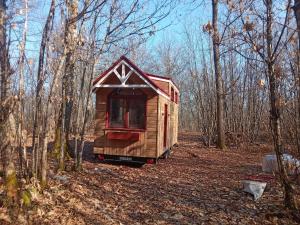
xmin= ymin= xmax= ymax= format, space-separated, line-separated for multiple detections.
xmin=175 ymin=92 xmax=178 ymax=104
xmin=106 ymin=90 xmax=147 ymax=130
xmin=104 ymin=127 xmax=146 ymax=132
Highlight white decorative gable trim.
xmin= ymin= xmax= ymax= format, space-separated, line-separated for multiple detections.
xmin=93 ymin=60 xmax=170 ymax=99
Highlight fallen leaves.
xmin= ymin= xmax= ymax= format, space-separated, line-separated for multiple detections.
xmin=1 ymin=132 xmax=299 ymax=224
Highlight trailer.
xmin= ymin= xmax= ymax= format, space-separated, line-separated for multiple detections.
xmin=92 ymin=55 xmax=179 ymax=163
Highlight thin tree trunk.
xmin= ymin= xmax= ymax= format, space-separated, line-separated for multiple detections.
xmin=40 ymin=133 xmax=47 ymax=187
xmin=64 ymin=1 xmax=78 ymax=141
xmin=77 ymin=62 xmax=95 ymax=170
xmin=17 ymin=0 xmax=28 ymax=178
xmin=268 ymin=63 xmax=298 ymax=210
xmin=266 ymin=0 xmax=298 ymax=210
xmin=293 ymin=0 xmax=300 ymax=156
xmin=59 ymin=0 xmax=78 ymax=170
xmin=59 ymin=96 xmax=66 ymax=170
xmin=212 ymin=0 xmax=226 ymax=149
xmin=0 ymin=0 xmax=18 ymax=206
xmin=41 ymin=54 xmax=64 ymax=186
xmin=32 ymin=0 xmax=56 ymax=177
xmin=74 ymin=65 xmax=87 ymax=168
xmin=294 ymin=0 xmax=300 ymax=86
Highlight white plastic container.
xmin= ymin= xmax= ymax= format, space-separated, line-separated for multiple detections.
xmin=262 ymin=154 xmax=278 ymax=173
xmin=262 ymin=153 xmax=300 ymax=175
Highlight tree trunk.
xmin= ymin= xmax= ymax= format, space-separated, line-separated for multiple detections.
xmin=0 ymin=0 xmax=9 ymax=102
xmin=293 ymin=0 xmax=300 ymax=156
xmin=0 ymin=0 xmax=18 ymax=206
xmin=32 ymin=0 xmax=55 ymax=177
xmin=59 ymin=0 xmax=78 ymax=170
xmin=41 ymin=49 xmax=64 ymax=186
xmin=77 ymin=62 xmax=95 ymax=170
xmin=294 ymin=0 xmax=300 ymax=73
xmin=59 ymin=99 xmax=66 ymax=171
xmin=74 ymin=65 xmax=87 ymax=168
xmin=0 ymin=0 xmax=7 ymax=174
xmin=40 ymin=134 xmax=47 ymax=187
xmin=268 ymin=64 xmax=298 ymax=210
xmin=17 ymin=0 xmax=28 ymax=178
xmin=266 ymin=0 xmax=298 ymax=210
xmin=212 ymin=0 xmax=226 ymax=149
xmin=32 ymin=0 xmax=55 ymax=181
xmin=64 ymin=0 xmax=78 ymax=142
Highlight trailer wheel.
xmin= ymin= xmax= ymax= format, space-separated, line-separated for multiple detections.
xmin=164 ymin=152 xmax=169 ymax=159
xmin=162 ymin=149 xmax=170 ymax=159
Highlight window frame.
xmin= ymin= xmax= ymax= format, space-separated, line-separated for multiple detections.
xmin=171 ymin=87 xmax=174 ymax=102
xmin=106 ymin=90 xmax=147 ymax=131
xmin=175 ymin=91 xmax=178 ymax=104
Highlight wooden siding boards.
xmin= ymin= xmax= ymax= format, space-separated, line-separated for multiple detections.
xmin=144 ymin=90 xmax=158 ymax=158
xmin=102 ymin=72 xmax=122 ymax=84
xmin=93 ymin=87 xmax=159 ymax=158
xmin=155 ymin=84 xmax=179 ymax=158
xmin=157 ymin=95 xmax=170 ymax=157
xmin=151 ymin=79 xmax=169 ymax=95
xmin=126 ymin=72 xmax=146 ymax=85
xmin=103 ymin=130 xmax=147 ymax=157
xmin=93 ymin=85 xmax=179 ymax=159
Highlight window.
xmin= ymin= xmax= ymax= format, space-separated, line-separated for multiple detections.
xmin=108 ymin=89 xmax=146 ymax=129
xmin=129 ymin=99 xmax=145 ymax=129
xmin=110 ymin=98 xmax=125 ymax=128
xmin=171 ymin=87 xmax=174 ymax=101
xmin=175 ymin=92 xmax=178 ymax=104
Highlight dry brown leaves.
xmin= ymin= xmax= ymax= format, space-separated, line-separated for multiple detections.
xmin=3 ymin=132 xmax=300 ymax=225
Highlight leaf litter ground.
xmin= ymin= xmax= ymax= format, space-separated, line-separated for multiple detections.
xmin=6 ymin=133 xmax=300 ymax=224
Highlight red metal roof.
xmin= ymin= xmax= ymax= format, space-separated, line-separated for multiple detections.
xmin=145 ymin=73 xmax=180 ymax=91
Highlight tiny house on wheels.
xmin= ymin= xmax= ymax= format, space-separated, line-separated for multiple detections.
xmin=92 ymin=55 xmax=179 ymax=163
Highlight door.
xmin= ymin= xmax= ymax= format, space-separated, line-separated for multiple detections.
xmin=163 ymin=104 xmax=168 ymax=148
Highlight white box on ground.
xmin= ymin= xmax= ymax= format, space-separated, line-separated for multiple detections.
xmin=242 ymin=180 xmax=267 ymax=200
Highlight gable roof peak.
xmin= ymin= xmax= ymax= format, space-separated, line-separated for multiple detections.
xmin=93 ymin=55 xmax=171 ymax=98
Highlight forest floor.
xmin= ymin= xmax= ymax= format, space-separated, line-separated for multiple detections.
xmin=1 ymin=132 xmax=300 ymax=224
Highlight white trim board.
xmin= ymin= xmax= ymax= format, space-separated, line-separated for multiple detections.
xmin=98 ymin=84 xmax=150 ymax=88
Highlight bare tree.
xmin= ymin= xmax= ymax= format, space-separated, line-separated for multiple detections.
xmin=17 ymin=0 xmax=28 ymax=178
xmin=211 ymin=0 xmax=226 ymax=149
xmin=32 ymin=0 xmax=56 ymax=184
xmin=0 ymin=0 xmax=18 ymax=205
xmin=294 ymin=0 xmax=300 ymax=54
xmin=293 ymin=0 xmax=300 ymax=156
xmin=230 ymin=0 xmax=298 ymax=210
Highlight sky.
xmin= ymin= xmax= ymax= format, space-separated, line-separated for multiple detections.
xmin=14 ymin=0 xmax=289 ymax=68
xmin=146 ymin=1 xmax=210 ymax=46
xmin=17 ymin=0 xmax=212 ymax=62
